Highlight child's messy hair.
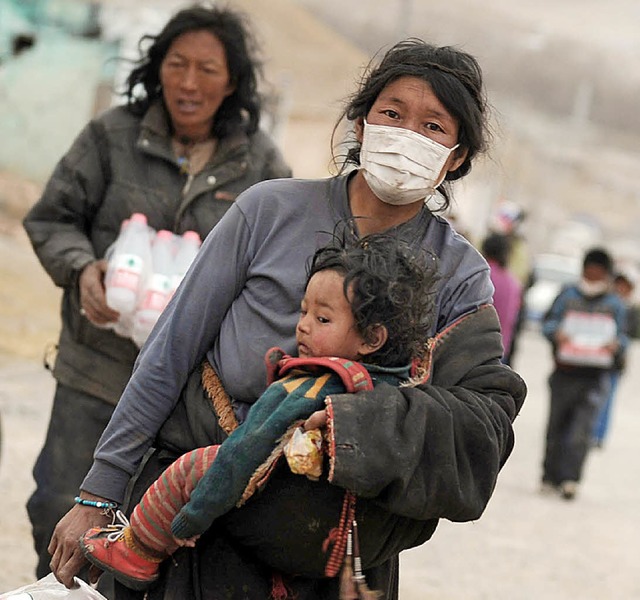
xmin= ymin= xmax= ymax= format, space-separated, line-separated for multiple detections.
xmin=307 ymin=228 xmax=439 ymax=366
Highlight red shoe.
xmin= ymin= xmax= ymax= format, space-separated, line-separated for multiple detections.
xmin=80 ymin=511 xmax=163 ymax=591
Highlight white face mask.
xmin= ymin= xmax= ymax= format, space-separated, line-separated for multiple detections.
xmin=360 ymin=120 xmax=458 ymax=206
xmin=578 ymin=278 xmax=610 ymax=298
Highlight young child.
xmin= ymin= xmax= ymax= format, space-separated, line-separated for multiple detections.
xmin=80 ymin=231 xmax=438 ymax=590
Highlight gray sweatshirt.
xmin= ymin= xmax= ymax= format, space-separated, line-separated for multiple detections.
xmin=82 ymin=174 xmax=493 ymax=502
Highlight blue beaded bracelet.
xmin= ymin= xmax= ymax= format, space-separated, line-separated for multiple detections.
xmin=74 ymin=496 xmax=118 ymax=510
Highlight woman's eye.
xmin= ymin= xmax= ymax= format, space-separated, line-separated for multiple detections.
xmin=317 ymin=316 xmax=329 ymax=324
xmin=382 ymin=109 xmax=400 ymax=120
xmin=426 ymin=122 xmax=444 ymax=133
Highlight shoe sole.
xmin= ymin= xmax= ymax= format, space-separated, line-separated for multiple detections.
xmin=79 ymin=537 xmax=159 ymax=591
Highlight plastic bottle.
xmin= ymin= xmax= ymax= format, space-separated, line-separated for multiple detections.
xmin=107 ymin=219 xmax=140 ymax=338
xmin=131 ymin=229 xmax=175 ymax=348
xmin=170 ymin=230 xmax=202 ymax=296
xmin=105 ymin=213 xmax=151 ymax=316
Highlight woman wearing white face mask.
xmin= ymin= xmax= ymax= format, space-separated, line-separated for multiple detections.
xmin=359 ymin=118 xmax=459 ymax=205
xmin=51 ymin=39 xmax=525 ymax=600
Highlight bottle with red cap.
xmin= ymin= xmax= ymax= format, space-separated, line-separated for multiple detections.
xmin=170 ymin=230 xmax=202 ymax=297
xmin=105 ymin=213 xmax=151 ymax=317
xmin=131 ymin=229 xmax=175 ymax=348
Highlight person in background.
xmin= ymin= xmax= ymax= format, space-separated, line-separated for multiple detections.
xmin=481 ymin=232 xmax=522 ymax=363
xmin=22 ymin=4 xmax=291 ymax=583
xmin=591 ymin=268 xmax=636 ymax=448
xmin=48 ymin=39 xmax=526 ymax=600
xmin=489 ymin=201 xmax=530 ymax=366
xmin=541 ymin=248 xmax=627 ymax=500
xmin=490 ymin=201 xmax=529 ymax=285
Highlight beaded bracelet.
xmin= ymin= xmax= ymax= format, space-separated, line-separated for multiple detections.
xmin=74 ymin=496 xmax=118 ymax=510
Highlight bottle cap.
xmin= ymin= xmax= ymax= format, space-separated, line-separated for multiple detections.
xmin=183 ymin=230 xmax=202 ymax=244
xmin=156 ymin=229 xmax=174 ymax=241
xmin=130 ymin=212 xmax=148 ymax=224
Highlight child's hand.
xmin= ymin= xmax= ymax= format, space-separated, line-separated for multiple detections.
xmin=304 ymin=409 xmax=327 ymax=431
xmin=173 ymin=534 xmax=200 ymax=548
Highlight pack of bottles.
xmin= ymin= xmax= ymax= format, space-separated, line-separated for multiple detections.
xmin=104 ymin=213 xmax=202 ymax=348
xmin=557 ymin=309 xmax=617 ymax=368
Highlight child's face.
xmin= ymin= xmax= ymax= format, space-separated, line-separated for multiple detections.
xmin=296 ymin=270 xmax=369 ymax=360
xmin=583 ymin=263 xmax=610 ymax=284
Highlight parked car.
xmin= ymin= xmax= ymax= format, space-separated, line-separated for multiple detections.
xmin=524 ymin=253 xmax=582 ymax=323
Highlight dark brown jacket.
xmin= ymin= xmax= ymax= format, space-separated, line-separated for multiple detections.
xmin=23 ymin=103 xmax=291 ymax=404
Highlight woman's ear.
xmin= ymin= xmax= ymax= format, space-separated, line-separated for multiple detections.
xmin=446 ymin=147 xmax=468 ymax=174
xmin=224 ymin=81 xmax=237 ymax=98
xmin=359 ymin=324 xmax=388 ymax=357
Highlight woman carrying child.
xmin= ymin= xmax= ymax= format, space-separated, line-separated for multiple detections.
xmin=79 ymin=231 xmax=438 ymax=591
xmin=49 ymin=39 xmax=527 ymax=599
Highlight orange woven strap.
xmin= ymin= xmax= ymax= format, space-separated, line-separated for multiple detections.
xmin=324 ymin=490 xmax=357 ymax=577
xmin=201 ymin=360 xmax=238 ymax=435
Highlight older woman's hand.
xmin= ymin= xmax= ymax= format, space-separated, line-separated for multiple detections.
xmin=79 ymin=259 xmax=120 ymax=326
xmin=48 ymin=499 xmax=112 ymax=588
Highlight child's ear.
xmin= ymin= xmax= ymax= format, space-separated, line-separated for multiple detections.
xmin=360 ymin=324 xmax=388 ymax=357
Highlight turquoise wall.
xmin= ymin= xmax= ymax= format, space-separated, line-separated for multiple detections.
xmin=0 ymin=0 xmax=117 ymax=182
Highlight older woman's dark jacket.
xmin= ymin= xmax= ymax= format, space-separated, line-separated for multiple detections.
xmin=22 ymin=103 xmax=291 ymax=404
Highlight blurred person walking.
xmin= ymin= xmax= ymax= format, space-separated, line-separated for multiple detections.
xmin=481 ymin=232 xmax=522 ymax=363
xmin=592 ymin=268 xmax=637 ymax=448
xmin=22 ymin=4 xmax=291 ymax=583
xmin=489 ymin=201 xmax=530 ymax=366
xmin=490 ymin=202 xmax=530 ymax=286
xmin=540 ymin=248 xmax=627 ymax=500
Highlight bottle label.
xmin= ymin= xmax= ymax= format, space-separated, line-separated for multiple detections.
xmin=109 ymin=254 xmax=144 ymax=291
xmin=140 ymin=274 xmax=172 ymax=311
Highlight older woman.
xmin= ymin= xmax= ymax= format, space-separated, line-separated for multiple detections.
xmin=22 ymin=5 xmax=291 ymax=581
xmin=50 ymin=40 xmax=526 ymax=599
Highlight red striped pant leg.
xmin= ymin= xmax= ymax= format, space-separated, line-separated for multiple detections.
xmin=130 ymin=445 xmax=220 ymax=553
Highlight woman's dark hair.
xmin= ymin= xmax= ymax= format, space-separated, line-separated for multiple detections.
xmin=333 ymin=39 xmax=490 ymax=209
xmin=306 ymin=230 xmax=438 ymax=366
xmin=124 ymin=5 xmax=262 ymax=137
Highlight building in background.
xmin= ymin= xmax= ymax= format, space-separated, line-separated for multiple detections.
xmin=0 ymin=0 xmax=118 ymax=181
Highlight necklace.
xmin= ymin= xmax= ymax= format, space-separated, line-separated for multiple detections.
xmin=172 ymin=136 xmax=216 ymax=176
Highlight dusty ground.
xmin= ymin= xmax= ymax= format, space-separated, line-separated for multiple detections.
xmin=0 ymin=198 xmax=58 ymax=590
